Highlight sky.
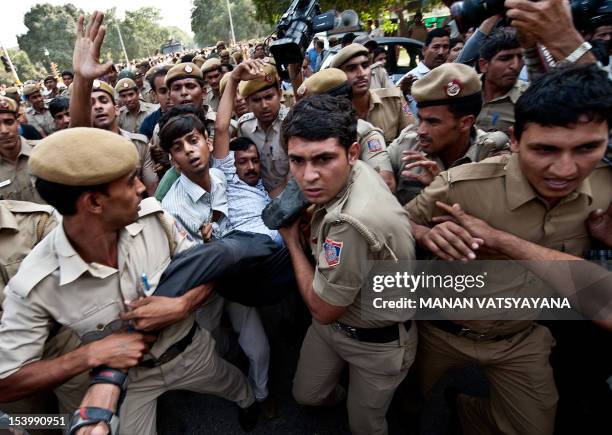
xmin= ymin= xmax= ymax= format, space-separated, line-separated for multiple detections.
xmin=1 ymin=0 xmax=194 ymax=48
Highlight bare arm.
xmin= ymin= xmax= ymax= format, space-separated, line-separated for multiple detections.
xmin=69 ymin=11 xmax=114 ymax=128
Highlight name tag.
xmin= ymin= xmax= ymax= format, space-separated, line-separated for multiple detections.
xmin=0 ymin=179 xmax=11 ymax=188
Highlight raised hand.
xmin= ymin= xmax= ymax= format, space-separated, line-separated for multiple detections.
xmin=230 ymin=59 xmax=267 ymax=82
xmin=401 ymin=151 xmax=441 ymax=186
xmin=73 ymin=11 xmax=114 ymax=80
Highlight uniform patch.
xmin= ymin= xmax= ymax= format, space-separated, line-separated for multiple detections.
xmin=184 ymin=65 xmax=193 ymax=73
xmin=367 ymin=138 xmax=383 ymax=153
xmin=323 ymin=239 xmax=343 ymax=267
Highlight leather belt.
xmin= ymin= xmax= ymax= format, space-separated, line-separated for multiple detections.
xmin=430 ymin=320 xmax=521 ymax=342
xmin=332 ymin=320 xmax=412 ymax=343
xmin=139 ymin=323 xmax=197 ymax=368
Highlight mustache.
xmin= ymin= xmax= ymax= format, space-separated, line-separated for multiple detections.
xmin=244 ymin=170 xmax=258 ymax=177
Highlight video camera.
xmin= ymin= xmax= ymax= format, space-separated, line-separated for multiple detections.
xmin=269 ymin=0 xmax=336 ymax=66
xmin=450 ymin=0 xmax=612 ymax=34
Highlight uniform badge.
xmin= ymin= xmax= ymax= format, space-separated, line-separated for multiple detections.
xmin=297 ymin=85 xmax=307 ymax=96
xmin=323 ymin=239 xmax=343 ymax=267
xmin=0 ymin=100 xmax=8 ymax=109
xmin=446 ymin=80 xmax=462 ymax=97
xmin=184 ymin=65 xmax=193 ymax=73
xmin=93 ymin=79 xmax=100 ymax=89
xmin=367 ymin=138 xmax=383 ymax=152
xmin=122 ymin=82 xmax=129 ymax=88
xmin=264 ymin=73 xmax=273 ymax=83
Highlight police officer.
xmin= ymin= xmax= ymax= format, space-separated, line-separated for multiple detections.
xmin=202 ymin=58 xmax=223 ymax=112
xmin=115 ymin=77 xmax=158 ymax=134
xmin=0 ymin=200 xmax=87 ymax=423
xmin=22 ymin=84 xmax=55 ymax=137
xmin=406 ymin=64 xmax=612 ymax=435
xmin=0 ymin=96 xmax=45 ymax=203
xmin=353 ymin=35 xmax=396 ymax=90
xmin=237 ymin=63 xmax=290 ymax=195
xmin=296 ymin=68 xmax=397 ymax=192
xmin=331 ymin=43 xmax=413 ymax=143
xmin=279 ymin=95 xmax=418 ymax=435
xmin=387 ymin=63 xmax=510 ymax=204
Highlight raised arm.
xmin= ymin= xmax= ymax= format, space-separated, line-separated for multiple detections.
xmin=69 ymin=11 xmax=114 ymax=128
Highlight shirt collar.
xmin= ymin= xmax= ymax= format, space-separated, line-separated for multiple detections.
xmin=0 ymin=205 xmax=19 ymax=231
xmin=179 ymin=173 xmax=211 ymax=203
xmin=54 ymin=224 xmax=118 ymax=286
xmin=416 ymin=62 xmax=431 ymax=75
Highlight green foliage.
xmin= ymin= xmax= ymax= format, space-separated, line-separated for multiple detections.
xmin=191 ymin=0 xmax=273 ymax=47
xmin=0 ymin=47 xmax=47 ymax=84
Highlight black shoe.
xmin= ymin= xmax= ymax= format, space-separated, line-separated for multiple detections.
xmin=238 ymin=402 xmax=259 ymax=432
xmin=261 ymin=177 xmax=310 ymax=230
xmin=259 ymin=395 xmax=278 ymax=420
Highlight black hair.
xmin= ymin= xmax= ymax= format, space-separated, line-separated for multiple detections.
xmin=514 ymin=64 xmax=612 ymax=141
xmin=449 ymin=37 xmax=464 ymax=50
xmin=61 ymin=70 xmax=74 ymax=78
xmin=181 ymin=53 xmax=195 ymax=63
xmin=425 ymin=28 xmax=450 ymax=47
xmin=479 ymin=28 xmax=520 ymax=61
xmin=220 ymin=63 xmax=234 ymax=72
xmin=230 ymin=137 xmax=257 ymax=152
xmin=316 ymin=40 xmax=324 ymax=50
xmin=281 ymin=95 xmax=357 ymax=153
xmin=158 ymin=105 xmax=209 ymax=152
xmin=48 ymin=96 xmax=70 ymax=118
xmin=147 ymin=65 xmax=171 ymax=91
xmin=341 ymin=33 xmax=357 ymax=45
xmin=35 ymin=178 xmax=108 ymax=216
xmin=372 ymin=46 xmax=387 ymax=59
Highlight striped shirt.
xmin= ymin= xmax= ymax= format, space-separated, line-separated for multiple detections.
xmin=212 ymin=153 xmax=278 ymax=241
xmin=161 ymin=170 xmax=230 ymax=243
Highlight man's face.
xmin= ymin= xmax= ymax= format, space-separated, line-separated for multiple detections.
xmin=44 ymin=79 xmax=57 ymax=92
xmin=374 ymin=52 xmax=387 ymax=66
xmin=62 ymin=74 xmax=73 ymax=87
xmin=480 ymin=48 xmax=523 ymax=92
xmin=152 ymin=75 xmax=170 ymax=112
xmin=169 ymin=128 xmax=212 ymax=179
xmin=416 ymin=105 xmax=470 ymax=155
xmin=53 ymin=109 xmax=70 ymax=130
xmin=28 ymin=91 xmax=45 ymax=112
xmin=169 ymin=78 xmax=203 ymax=109
xmin=105 ymin=69 xmax=118 ymax=85
xmin=205 ymin=69 xmax=222 ymax=94
xmin=511 ymin=117 xmax=609 ymax=207
xmin=220 ymin=54 xmax=231 ymax=64
xmin=592 ymin=25 xmax=612 ymax=43
xmin=253 ymin=46 xmax=265 ymax=59
xmin=0 ymin=113 xmax=19 ymax=156
xmin=423 ymin=36 xmax=450 ymax=69
xmin=91 ymin=91 xmax=118 ymax=130
xmin=217 ymin=44 xmax=226 ymax=52
xmin=234 ymin=143 xmax=261 ymax=186
xmin=235 ymin=93 xmax=249 ymax=118
xmin=447 ymin=42 xmax=464 ymax=62
xmin=135 ymin=70 xmax=146 ymax=89
xmin=98 ymin=170 xmax=146 ymax=228
xmin=119 ymin=89 xmax=140 ymax=112
xmin=341 ymin=55 xmax=371 ymax=97
xmin=247 ymin=87 xmax=281 ymax=125
xmin=288 ymin=136 xmax=359 ymax=205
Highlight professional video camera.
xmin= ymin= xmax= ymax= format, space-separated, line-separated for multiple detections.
xmin=269 ymin=0 xmax=336 ymax=66
xmin=450 ymin=0 xmax=612 ymax=34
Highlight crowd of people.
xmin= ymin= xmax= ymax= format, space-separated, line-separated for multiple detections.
xmin=0 ymin=1 xmax=611 ymax=434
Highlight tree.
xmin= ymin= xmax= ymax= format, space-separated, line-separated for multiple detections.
xmin=191 ymin=0 xmax=273 ymax=47
xmin=17 ymin=3 xmax=82 ymax=73
xmin=121 ymin=7 xmax=171 ymax=60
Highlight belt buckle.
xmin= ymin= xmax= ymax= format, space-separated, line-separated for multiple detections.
xmin=333 ymin=322 xmax=359 ymax=340
xmin=458 ymin=327 xmax=486 ymax=341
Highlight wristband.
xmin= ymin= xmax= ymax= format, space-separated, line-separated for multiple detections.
xmin=90 ymin=366 xmax=129 ymax=410
xmin=69 ymin=407 xmax=119 ymax=435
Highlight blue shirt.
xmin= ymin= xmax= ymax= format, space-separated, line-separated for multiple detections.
xmin=139 ymin=108 xmax=162 ymax=140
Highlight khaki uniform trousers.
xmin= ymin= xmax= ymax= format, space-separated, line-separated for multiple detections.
xmin=417 ymin=321 xmax=558 ymax=435
xmin=293 ymin=320 xmax=418 ymax=435
xmin=119 ymin=326 xmax=254 ymax=435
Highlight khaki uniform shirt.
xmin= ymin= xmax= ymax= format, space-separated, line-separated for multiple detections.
xmin=237 ymin=105 xmax=290 ymax=191
xmin=365 ymin=88 xmax=414 ymax=143
xmin=0 ymin=198 xmax=197 ymax=379
xmin=311 ymin=161 xmax=416 ymax=328
xmin=0 ymin=138 xmax=45 ymax=204
xmin=476 ymin=80 xmax=529 ymax=134
xmin=25 ymin=106 xmax=54 ymax=137
xmin=370 ymin=63 xmax=396 ymax=90
xmin=0 ymin=200 xmax=56 ymax=295
xmin=204 ymin=89 xmax=221 ymax=113
xmin=118 ymin=101 xmax=159 ymax=134
xmin=406 ymin=154 xmax=612 ymax=335
xmin=388 ymin=127 xmax=510 ymax=204
xmin=119 ymin=129 xmax=158 ymax=189
xmin=357 ymin=119 xmax=393 ymax=173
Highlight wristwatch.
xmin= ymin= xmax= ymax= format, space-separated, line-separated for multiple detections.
xmin=557 ymin=41 xmax=592 ymax=66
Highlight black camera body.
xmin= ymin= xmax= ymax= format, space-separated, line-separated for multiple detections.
xmin=269 ymin=0 xmax=336 ymax=66
xmin=450 ymin=0 xmax=612 ymax=34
